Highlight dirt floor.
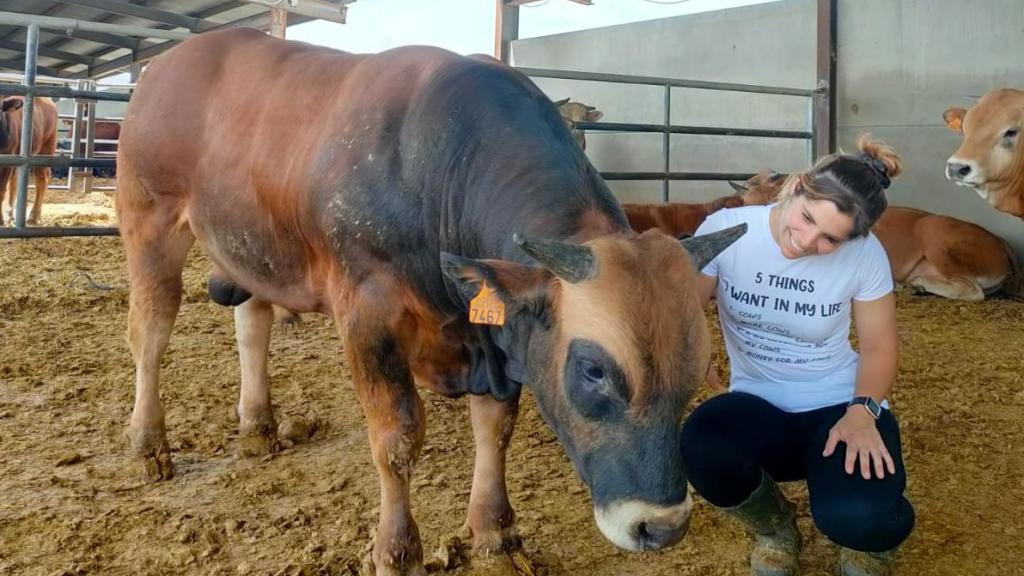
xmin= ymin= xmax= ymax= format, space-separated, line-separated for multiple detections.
xmin=1 ymin=188 xmax=1022 ymax=576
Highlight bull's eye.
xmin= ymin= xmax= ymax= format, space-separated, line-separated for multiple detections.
xmin=565 ymin=340 xmax=629 ymax=420
xmin=580 ymin=360 xmax=605 ymax=384
xmin=1004 ymin=128 xmax=1019 ymax=139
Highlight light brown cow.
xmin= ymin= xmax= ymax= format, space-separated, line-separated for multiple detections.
xmin=734 ymin=172 xmax=1020 ymax=300
xmin=623 ymin=194 xmax=746 ymax=238
xmin=554 ymin=98 xmax=603 ymax=150
xmin=944 ymin=88 xmax=1024 ymax=217
xmin=117 ymin=29 xmax=745 ymax=575
xmin=0 ymin=96 xmax=58 ymax=225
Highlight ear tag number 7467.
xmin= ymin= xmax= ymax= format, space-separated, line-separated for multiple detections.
xmin=469 ymin=282 xmax=506 ymax=326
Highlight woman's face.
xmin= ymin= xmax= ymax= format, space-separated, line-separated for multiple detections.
xmin=772 ymin=194 xmax=855 ymax=259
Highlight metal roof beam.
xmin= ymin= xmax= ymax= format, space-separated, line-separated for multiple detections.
xmin=0 ymin=57 xmax=68 ymax=77
xmin=55 ymin=0 xmax=211 ymax=32
xmin=237 ymin=0 xmax=347 ymax=25
xmin=88 ymin=11 xmax=273 ymax=78
xmin=0 ymin=38 xmax=95 ymax=65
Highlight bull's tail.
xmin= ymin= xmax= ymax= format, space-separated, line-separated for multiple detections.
xmin=996 ymin=238 xmax=1024 ymax=299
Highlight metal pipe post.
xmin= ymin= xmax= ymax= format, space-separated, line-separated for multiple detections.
xmin=662 ymin=85 xmax=671 ymax=203
xmin=13 ymin=23 xmax=38 ymax=228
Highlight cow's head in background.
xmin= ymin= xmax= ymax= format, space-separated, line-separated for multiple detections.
xmin=443 ymin=224 xmax=746 ymax=551
xmin=554 ymin=97 xmax=603 ymax=150
xmin=729 ymin=170 xmax=788 ymax=205
xmin=944 ymin=89 xmax=1024 ymax=217
xmin=0 ymin=98 xmax=24 ymax=152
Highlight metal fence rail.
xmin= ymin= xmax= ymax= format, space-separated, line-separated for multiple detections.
xmin=0 ymin=12 xmax=159 ymax=239
xmin=519 ymin=67 xmax=824 ymax=202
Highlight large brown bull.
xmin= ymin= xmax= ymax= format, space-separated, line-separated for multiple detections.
xmin=944 ymin=88 xmax=1024 ymax=217
xmin=734 ymin=171 xmax=1020 ymax=300
xmin=0 ymin=96 xmax=58 ymax=225
xmin=116 ymin=29 xmax=745 ymax=575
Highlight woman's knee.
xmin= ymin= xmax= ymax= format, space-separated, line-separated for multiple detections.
xmin=812 ymin=495 xmax=915 ymax=552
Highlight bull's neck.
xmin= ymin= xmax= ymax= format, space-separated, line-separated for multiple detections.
xmin=451 ymin=151 xmax=628 ymax=261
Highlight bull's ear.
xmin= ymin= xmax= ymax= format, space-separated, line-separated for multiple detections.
xmin=2 ymin=98 xmax=23 ymax=113
xmin=440 ymin=252 xmax=550 ymax=310
xmin=943 ymin=107 xmax=967 ymax=133
xmin=585 ymin=109 xmax=603 ymax=122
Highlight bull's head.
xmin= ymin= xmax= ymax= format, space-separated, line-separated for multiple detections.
xmin=944 ymin=88 xmax=1024 ymax=217
xmin=555 ymin=99 xmax=603 ymax=151
xmin=730 ymin=170 xmax=787 ymax=206
xmin=0 ymin=98 xmax=24 ymax=152
xmin=442 ymin=224 xmax=745 ymax=551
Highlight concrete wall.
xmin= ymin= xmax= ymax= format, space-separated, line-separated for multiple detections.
xmin=512 ymin=0 xmax=1024 ymax=259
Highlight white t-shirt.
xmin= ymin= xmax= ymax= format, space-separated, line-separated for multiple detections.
xmin=696 ymin=205 xmax=893 ymax=413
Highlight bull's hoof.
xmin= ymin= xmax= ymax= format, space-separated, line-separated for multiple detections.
xmin=469 ymin=551 xmax=535 ymax=576
xmin=361 ymin=551 xmax=427 ymax=576
xmin=238 ymin=413 xmax=280 ymax=456
xmin=127 ymin=428 xmax=175 ymax=482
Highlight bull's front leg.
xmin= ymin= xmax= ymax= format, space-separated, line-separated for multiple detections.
xmin=234 ymin=297 xmax=279 ymax=455
xmin=343 ymin=303 xmax=427 ymax=576
xmin=467 ymin=393 xmax=522 ymax=554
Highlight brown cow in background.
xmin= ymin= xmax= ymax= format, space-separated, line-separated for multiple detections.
xmin=623 ymin=194 xmax=746 ymax=238
xmin=733 ymin=171 xmax=1020 ymax=300
xmin=944 ymin=89 xmax=1024 ymax=218
xmin=0 ymin=96 xmax=58 ymax=225
xmin=554 ymin=98 xmax=603 ymax=150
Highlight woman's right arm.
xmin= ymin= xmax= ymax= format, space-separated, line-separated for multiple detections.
xmin=696 ymin=272 xmax=718 ymax=307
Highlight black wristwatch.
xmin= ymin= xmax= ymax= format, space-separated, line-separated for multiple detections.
xmin=849 ymin=396 xmax=882 ymax=419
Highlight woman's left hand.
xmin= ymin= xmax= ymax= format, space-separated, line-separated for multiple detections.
xmin=822 ymin=406 xmax=896 ymax=479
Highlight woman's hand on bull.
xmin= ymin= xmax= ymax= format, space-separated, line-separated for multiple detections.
xmin=822 ymin=406 xmax=896 ymax=479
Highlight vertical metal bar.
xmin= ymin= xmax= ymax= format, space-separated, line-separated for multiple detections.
xmin=83 ymin=80 xmax=96 ymax=195
xmin=814 ymin=0 xmax=836 ymax=160
xmin=662 ymin=84 xmax=671 ymax=203
xmin=69 ymin=79 xmax=86 ymax=194
xmin=13 ymin=23 xmax=38 ymax=228
xmin=494 ymin=0 xmax=519 ymax=64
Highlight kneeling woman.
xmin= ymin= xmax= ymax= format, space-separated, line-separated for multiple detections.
xmin=682 ymin=135 xmax=914 ymax=576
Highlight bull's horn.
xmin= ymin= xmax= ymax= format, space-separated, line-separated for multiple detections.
xmin=585 ymin=105 xmax=597 ymax=111
xmin=680 ymin=223 xmax=747 ymax=270
xmin=553 ymin=97 xmax=570 ymax=106
xmin=728 ymin=180 xmax=748 ymax=193
xmin=513 ymin=233 xmax=596 ymax=283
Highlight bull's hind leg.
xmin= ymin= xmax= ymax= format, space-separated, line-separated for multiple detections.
xmin=467 ymin=393 xmax=522 ymax=553
xmin=27 ymin=166 xmax=50 ymax=225
xmin=341 ymin=282 xmax=427 ymax=576
xmin=234 ymin=297 xmax=280 ymax=455
xmin=121 ymin=201 xmax=194 ymax=481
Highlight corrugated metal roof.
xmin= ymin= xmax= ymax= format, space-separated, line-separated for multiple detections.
xmin=0 ymin=0 xmax=320 ymax=79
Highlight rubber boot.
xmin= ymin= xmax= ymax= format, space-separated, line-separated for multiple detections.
xmin=718 ymin=472 xmax=801 ymax=576
xmin=839 ymin=547 xmax=896 ymax=576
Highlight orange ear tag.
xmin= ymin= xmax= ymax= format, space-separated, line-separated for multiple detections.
xmin=469 ymin=281 xmax=506 ymax=326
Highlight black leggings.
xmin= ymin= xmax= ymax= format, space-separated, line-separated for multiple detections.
xmin=680 ymin=392 xmax=915 ymax=552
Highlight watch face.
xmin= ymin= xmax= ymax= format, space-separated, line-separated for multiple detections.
xmin=866 ymin=398 xmax=882 ymax=418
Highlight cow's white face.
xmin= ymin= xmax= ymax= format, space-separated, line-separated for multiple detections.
xmin=944 ymin=89 xmax=1024 ymax=216
xmin=442 ymin=224 xmax=746 ymax=552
